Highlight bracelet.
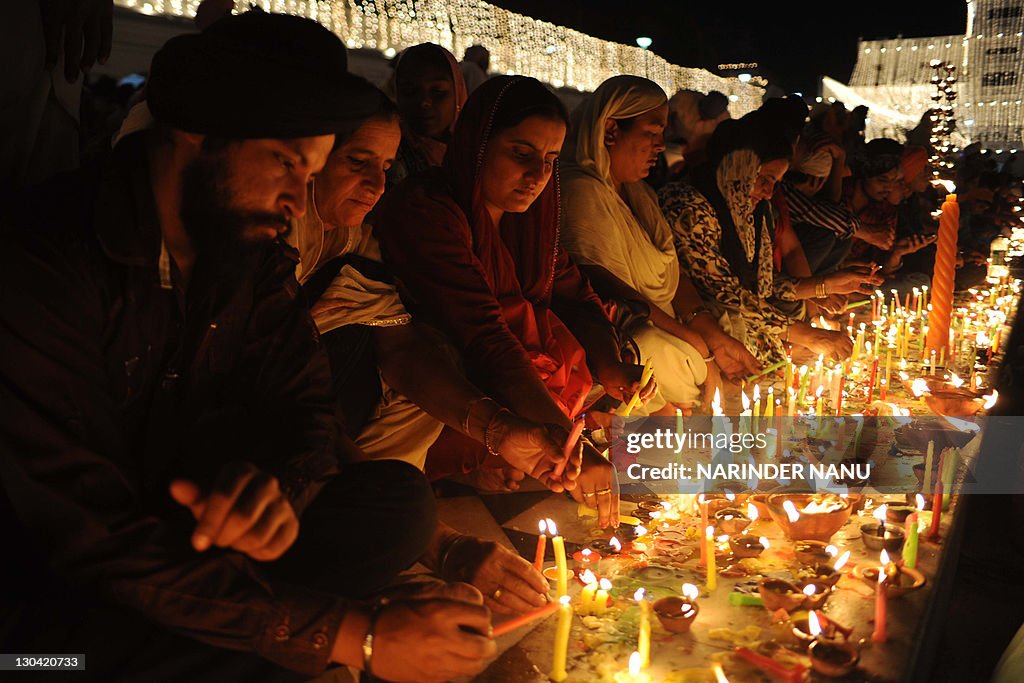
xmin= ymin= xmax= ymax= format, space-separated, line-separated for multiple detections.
xmin=815 ymin=278 xmax=829 ymax=299
xmin=681 ymin=305 xmax=711 ymax=325
xmin=483 ymin=408 xmax=512 ymax=457
xmin=461 ymin=396 xmax=501 ymax=436
xmin=437 ymin=534 xmax=471 ymax=581
xmin=362 ymin=598 xmax=389 ymax=678
xmin=701 ymin=352 xmax=716 ymax=364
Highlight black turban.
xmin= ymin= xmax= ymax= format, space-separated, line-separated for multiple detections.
xmin=148 ymin=11 xmax=378 ymax=139
xmin=855 ymin=138 xmax=904 ymax=178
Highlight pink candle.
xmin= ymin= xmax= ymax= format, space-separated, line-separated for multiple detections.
xmin=927 ymin=451 xmax=944 ymax=542
xmin=553 ymin=419 xmax=585 ymax=479
xmin=872 ymin=569 xmax=888 ymax=643
xmin=492 ymin=599 xmax=561 ymax=637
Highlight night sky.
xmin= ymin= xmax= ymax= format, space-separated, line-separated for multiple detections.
xmin=492 ymin=0 xmax=968 ymax=95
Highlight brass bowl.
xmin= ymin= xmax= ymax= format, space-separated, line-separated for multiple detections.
xmin=767 ymin=494 xmax=853 ymax=542
xmin=808 ymin=639 xmax=860 ymax=677
xmin=860 ymin=523 xmax=906 ymax=553
xmin=652 ymin=596 xmax=699 ymax=633
xmin=852 ymin=564 xmax=926 ymax=598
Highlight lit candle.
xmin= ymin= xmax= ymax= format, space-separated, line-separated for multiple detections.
xmin=872 ymin=560 xmax=888 ymax=643
xmin=752 ymin=384 xmax=762 ymax=433
xmin=550 ymin=519 xmax=568 ymax=597
xmin=765 ymin=387 xmax=774 ymax=419
xmin=705 ymin=525 xmax=717 ymax=591
xmin=880 ymin=348 xmax=892 ymax=401
xmin=613 ymin=652 xmax=650 ymax=683
xmin=579 ymin=569 xmax=598 ymax=615
xmin=534 ymin=520 xmax=548 ymax=572
xmin=593 ymin=578 xmax=612 ymax=614
xmin=775 ymin=400 xmax=783 ymax=457
xmin=549 ymin=595 xmax=573 ymax=682
xmin=635 ymin=588 xmax=651 ymax=668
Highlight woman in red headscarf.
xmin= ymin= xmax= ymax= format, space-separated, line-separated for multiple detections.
xmin=375 ymin=76 xmax=653 ymax=528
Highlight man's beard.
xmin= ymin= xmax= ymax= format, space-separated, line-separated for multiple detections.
xmin=179 ymin=152 xmax=291 ymax=271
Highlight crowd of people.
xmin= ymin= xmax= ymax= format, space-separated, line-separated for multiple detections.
xmin=2 ymin=6 xmax=1023 ymax=683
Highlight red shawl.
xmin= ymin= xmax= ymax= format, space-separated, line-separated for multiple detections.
xmin=375 ymin=77 xmax=604 ymax=474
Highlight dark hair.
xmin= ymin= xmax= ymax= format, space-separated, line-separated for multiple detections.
xmin=396 ymin=43 xmax=453 ymax=83
xmin=491 ymin=81 xmax=569 ymax=134
xmin=333 ymin=76 xmax=400 ymax=149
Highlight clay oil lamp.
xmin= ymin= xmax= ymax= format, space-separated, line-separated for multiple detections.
xmin=793 ymin=541 xmax=837 ymax=566
xmin=885 ymin=502 xmax=917 ymax=524
xmin=747 ymin=493 xmax=772 ymax=520
xmin=800 ymin=550 xmax=849 ymax=587
xmin=796 ymin=581 xmax=834 ymax=611
xmin=589 ymin=536 xmax=623 ymax=555
xmin=652 ymin=583 xmax=700 ymax=634
xmin=757 ymin=578 xmax=806 ymax=612
xmin=790 ymin=610 xmax=837 ymax=651
xmin=860 ymin=505 xmax=906 ymax=553
xmin=808 ymin=639 xmax=860 ymax=678
xmin=767 ymin=493 xmax=853 ymax=542
xmin=852 ymin=549 xmax=926 ymax=598
xmin=729 ymin=535 xmax=769 ymax=559
xmin=715 ymin=507 xmax=751 ymax=535
xmin=572 ymin=547 xmax=602 ymax=572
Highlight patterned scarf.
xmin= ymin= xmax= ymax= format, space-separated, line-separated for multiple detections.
xmin=715 ymin=148 xmax=775 ymax=298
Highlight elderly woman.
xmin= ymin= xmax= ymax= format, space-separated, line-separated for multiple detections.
xmin=660 ymin=109 xmax=854 ymax=364
xmin=388 ymin=42 xmax=468 ymax=186
xmin=376 ymin=76 xmax=655 ymax=528
xmin=560 ymin=75 xmax=759 ymax=413
xmin=291 ymin=78 xmax=575 ymax=616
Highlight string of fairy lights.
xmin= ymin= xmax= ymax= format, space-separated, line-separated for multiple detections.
xmin=113 ymin=0 xmax=764 ymax=113
xmin=928 ymin=59 xmax=959 ymax=179
xmin=835 ymin=0 xmax=1024 ymax=152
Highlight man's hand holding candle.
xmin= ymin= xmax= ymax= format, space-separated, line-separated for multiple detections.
xmin=170 ymin=461 xmax=298 ymax=561
xmin=438 ymin=536 xmax=549 ymax=615
xmin=486 ymin=413 xmax=582 ymax=493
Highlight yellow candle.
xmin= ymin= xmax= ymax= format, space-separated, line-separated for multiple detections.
xmin=593 ymin=578 xmax=612 ymax=615
xmin=705 ymin=525 xmax=717 ymax=591
xmin=634 ymin=588 xmax=651 ymax=668
xmin=765 ymin=387 xmax=774 ymax=418
xmin=549 ymin=595 xmax=573 ymax=682
xmin=579 ymin=569 xmax=597 ymax=615
xmin=549 ymin=520 xmax=568 ymax=598
xmin=621 ymin=359 xmax=654 ymax=416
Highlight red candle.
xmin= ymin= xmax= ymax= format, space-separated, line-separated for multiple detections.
xmin=734 ymin=647 xmax=807 ymax=683
xmin=927 ymin=451 xmax=944 ymax=542
xmin=553 ymin=419 xmax=585 ymax=478
xmin=872 ymin=568 xmax=888 ymax=643
xmin=775 ymin=400 xmax=783 ymax=456
xmin=492 ymin=599 xmax=561 ymax=637
xmin=699 ymin=495 xmax=708 ymax=566
xmin=534 ymin=520 xmax=548 ymax=572
xmin=866 ymin=356 xmax=879 ymax=402
xmin=835 ymin=371 xmax=845 ymax=416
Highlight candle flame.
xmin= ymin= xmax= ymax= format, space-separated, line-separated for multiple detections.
xmin=580 ymin=568 xmax=597 ymax=585
xmin=582 ymin=548 xmax=592 ymax=559
xmin=599 ymin=578 xmax=613 ymax=590
xmin=816 ymin=385 xmax=824 ymax=397
xmin=629 ymin=651 xmax=642 ymax=676
xmin=634 ymin=587 xmax=645 ymax=602
xmin=932 ymin=178 xmax=957 ymax=194
xmin=635 ymin=525 xmax=648 ymax=536
xmin=803 ymin=584 xmax=818 ymax=597
xmin=610 ymin=537 xmax=621 ymax=551
xmin=834 ymin=550 xmax=851 ymax=571
xmin=753 ymin=384 xmax=761 ymax=402
xmin=712 ymin=387 xmax=723 ymax=415
xmin=741 ymin=390 xmax=751 ymax=410
xmin=560 ymin=594 xmax=572 ymax=605
xmin=712 ymin=662 xmax=730 ymax=683
xmin=682 ymin=583 xmax=700 ymax=601
xmin=899 ymin=371 xmax=910 ymax=381
xmin=874 ymin=505 xmax=888 ymax=522
xmin=950 ymin=373 xmax=965 ymax=388
xmin=984 ymin=390 xmax=999 ymax=409
xmin=538 ymin=519 xmax=547 ymax=534
xmin=747 ymin=503 xmax=759 ymax=522
xmin=916 ymin=493 xmax=926 ymax=511
xmin=546 ymin=519 xmax=558 ymax=536
xmin=759 ymin=536 xmax=770 ymax=549
xmin=808 ymin=610 xmax=822 ymax=637
xmin=912 ymin=378 xmax=929 ymax=397
xmin=783 ymin=500 xmax=801 ymax=523
xmin=826 ymin=544 xmax=839 ymax=557
xmin=706 ymin=525 xmax=714 ymax=539
xmin=717 ymin=534 xmax=729 ymax=543
xmin=880 ymin=549 xmax=891 ymax=566
xmin=725 ymin=492 xmax=736 ymax=502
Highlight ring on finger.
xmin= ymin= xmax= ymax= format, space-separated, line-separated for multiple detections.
xmin=582 ymin=491 xmax=597 ymax=499
xmin=595 ymin=487 xmax=612 ymax=495
xmin=492 ymin=588 xmax=502 ymax=599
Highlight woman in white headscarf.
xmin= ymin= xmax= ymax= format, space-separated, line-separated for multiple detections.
xmin=561 ymin=75 xmax=760 ymax=414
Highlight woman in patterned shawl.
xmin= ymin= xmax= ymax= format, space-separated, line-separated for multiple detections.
xmin=660 ymin=110 xmax=854 ymax=364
